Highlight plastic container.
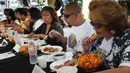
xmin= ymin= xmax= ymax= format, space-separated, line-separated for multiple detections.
xmin=28 ymin=40 xmax=37 ymax=64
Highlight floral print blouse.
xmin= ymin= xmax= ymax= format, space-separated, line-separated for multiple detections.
xmin=90 ymin=29 xmax=130 ymax=69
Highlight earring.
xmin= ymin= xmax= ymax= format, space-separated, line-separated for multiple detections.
xmin=111 ymin=30 xmax=116 ymax=35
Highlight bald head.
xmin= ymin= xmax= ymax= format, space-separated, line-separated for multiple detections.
xmin=64 ymin=2 xmax=81 ymax=14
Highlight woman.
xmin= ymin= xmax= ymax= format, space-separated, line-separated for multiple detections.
xmin=82 ymin=0 xmax=130 ymax=73
xmin=32 ymin=6 xmax=64 ymax=46
xmin=4 ymin=8 xmax=17 ymax=24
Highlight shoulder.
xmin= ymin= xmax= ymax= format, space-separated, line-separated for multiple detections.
xmin=124 ymin=29 xmax=130 ymax=35
xmin=114 ymin=29 xmax=130 ymax=47
xmin=119 ymin=29 xmax=130 ymax=40
xmin=52 ymin=21 xmax=63 ymax=28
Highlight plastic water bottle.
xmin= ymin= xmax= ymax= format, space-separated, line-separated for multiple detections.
xmin=28 ymin=40 xmax=37 ymax=64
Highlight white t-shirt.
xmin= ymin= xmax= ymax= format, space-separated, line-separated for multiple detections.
xmin=99 ymin=37 xmax=114 ymax=61
xmin=63 ymin=20 xmax=95 ymax=52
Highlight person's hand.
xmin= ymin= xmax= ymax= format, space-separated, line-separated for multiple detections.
xmin=13 ymin=27 xmax=24 ymax=33
xmin=49 ymin=30 xmax=61 ymax=38
xmin=10 ymin=20 xmax=19 ymax=27
xmin=28 ymin=33 xmax=34 ymax=38
xmin=82 ymin=36 xmax=92 ymax=53
xmin=23 ymin=21 xmax=29 ymax=27
xmin=33 ymin=34 xmax=46 ymax=39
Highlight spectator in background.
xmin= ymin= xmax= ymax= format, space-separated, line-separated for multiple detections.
xmin=48 ymin=0 xmax=56 ymax=9
xmin=68 ymin=0 xmax=83 ymax=8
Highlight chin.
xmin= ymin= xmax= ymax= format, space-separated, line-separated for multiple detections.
xmin=96 ymin=33 xmax=102 ymax=37
xmin=68 ymin=25 xmax=72 ymax=28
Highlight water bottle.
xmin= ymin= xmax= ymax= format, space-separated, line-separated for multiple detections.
xmin=28 ymin=40 xmax=37 ymax=64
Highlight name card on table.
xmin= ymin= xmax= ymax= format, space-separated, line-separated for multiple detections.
xmin=0 ymin=52 xmax=15 ymax=60
xmin=0 ymin=39 xmax=8 ymax=47
xmin=13 ymin=44 xmax=21 ymax=53
xmin=32 ymin=65 xmax=46 ymax=73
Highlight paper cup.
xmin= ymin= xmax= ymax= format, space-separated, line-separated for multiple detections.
xmin=37 ymin=55 xmax=47 ymax=69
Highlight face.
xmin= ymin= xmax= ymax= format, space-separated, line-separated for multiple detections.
xmin=15 ymin=12 xmax=20 ymax=19
xmin=5 ymin=14 xmax=11 ymax=20
xmin=27 ymin=13 xmax=34 ymax=23
xmin=90 ymin=21 xmax=111 ymax=37
xmin=17 ymin=12 xmax=25 ymax=21
xmin=42 ymin=11 xmax=52 ymax=24
xmin=64 ymin=12 xmax=79 ymax=27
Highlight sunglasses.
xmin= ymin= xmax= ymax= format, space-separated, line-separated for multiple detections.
xmin=90 ymin=21 xmax=102 ymax=29
xmin=64 ymin=11 xmax=80 ymax=19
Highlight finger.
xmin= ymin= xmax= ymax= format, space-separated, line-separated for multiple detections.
xmin=49 ymin=30 xmax=54 ymax=37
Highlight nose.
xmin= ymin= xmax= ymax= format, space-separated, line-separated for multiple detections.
xmin=42 ymin=16 xmax=46 ymax=20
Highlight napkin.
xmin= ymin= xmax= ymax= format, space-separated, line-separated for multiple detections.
xmin=32 ymin=65 xmax=46 ymax=73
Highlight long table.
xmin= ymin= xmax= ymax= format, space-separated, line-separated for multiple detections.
xmin=0 ymin=38 xmax=100 ymax=73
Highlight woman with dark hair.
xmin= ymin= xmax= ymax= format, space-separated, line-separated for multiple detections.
xmin=4 ymin=8 xmax=16 ymax=24
xmin=31 ymin=6 xmax=64 ymax=47
xmin=82 ymin=0 xmax=130 ymax=73
xmin=42 ymin=6 xmax=60 ymax=24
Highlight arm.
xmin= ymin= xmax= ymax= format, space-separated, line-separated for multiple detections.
xmin=13 ymin=27 xmax=24 ymax=33
xmin=33 ymin=34 xmax=47 ymax=39
xmin=82 ymin=36 xmax=92 ymax=53
xmin=95 ymin=66 xmax=130 ymax=73
xmin=48 ymin=30 xmax=67 ymax=45
xmin=47 ymin=22 xmax=66 ymax=45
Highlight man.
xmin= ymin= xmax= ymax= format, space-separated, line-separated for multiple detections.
xmin=49 ymin=2 xmax=95 ymax=52
xmin=13 ymin=8 xmax=30 ymax=33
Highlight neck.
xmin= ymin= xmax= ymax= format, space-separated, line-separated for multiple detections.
xmin=104 ymin=34 xmax=113 ymax=40
xmin=78 ymin=17 xmax=85 ymax=26
xmin=23 ymin=16 xmax=27 ymax=21
xmin=46 ymin=23 xmax=51 ymax=25
xmin=33 ymin=19 xmax=38 ymax=22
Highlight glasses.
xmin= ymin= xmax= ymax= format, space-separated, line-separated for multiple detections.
xmin=64 ymin=11 xmax=80 ymax=19
xmin=90 ymin=21 xmax=102 ymax=29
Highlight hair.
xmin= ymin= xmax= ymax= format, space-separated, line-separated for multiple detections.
xmin=41 ymin=6 xmax=60 ymax=23
xmin=15 ymin=8 xmax=28 ymax=16
xmin=4 ymin=8 xmax=16 ymax=24
xmin=28 ymin=8 xmax=41 ymax=20
xmin=64 ymin=2 xmax=81 ymax=14
xmin=89 ymin=0 xmax=130 ymax=36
